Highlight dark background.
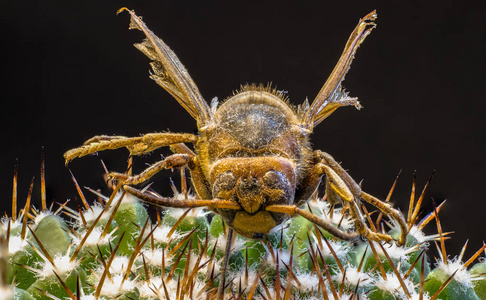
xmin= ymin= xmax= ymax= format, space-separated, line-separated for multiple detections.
xmin=1 ymin=1 xmax=485 ymax=259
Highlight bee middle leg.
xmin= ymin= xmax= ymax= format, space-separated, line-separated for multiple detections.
xmin=109 ymin=153 xmax=194 ymax=185
xmin=110 ymin=142 xmax=213 ymax=201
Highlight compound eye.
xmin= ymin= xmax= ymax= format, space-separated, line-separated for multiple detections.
xmin=263 ymin=170 xmax=287 ymax=190
xmin=214 ymin=171 xmax=237 ymax=191
xmin=262 ymin=170 xmax=294 ymax=206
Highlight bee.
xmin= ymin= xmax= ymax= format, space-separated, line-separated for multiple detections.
xmin=65 ymin=8 xmax=407 ymax=296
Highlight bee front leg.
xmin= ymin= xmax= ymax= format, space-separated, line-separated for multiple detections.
xmin=317 ymin=151 xmax=407 ymax=246
xmin=170 ymin=143 xmax=212 ymax=200
xmin=314 ymin=161 xmax=393 ymax=243
xmin=265 ymin=204 xmax=360 ymax=242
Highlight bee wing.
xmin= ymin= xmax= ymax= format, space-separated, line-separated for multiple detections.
xmin=302 ymin=11 xmax=377 ymax=128
xmin=119 ymin=8 xmax=212 ymax=127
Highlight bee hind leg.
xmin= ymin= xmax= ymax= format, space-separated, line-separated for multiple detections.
xmin=64 ymin=132 xmax=198 ymax=165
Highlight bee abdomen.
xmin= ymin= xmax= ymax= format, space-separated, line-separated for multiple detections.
xmin=219 ymin=103 xmax=288 ymax=149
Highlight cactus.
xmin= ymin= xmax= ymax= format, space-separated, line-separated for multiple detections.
xmin=1 ymin=159 xmax=485 ymax=299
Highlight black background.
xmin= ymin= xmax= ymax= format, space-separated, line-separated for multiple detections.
xmin=1 ymin=1 xmax=485 ymax=259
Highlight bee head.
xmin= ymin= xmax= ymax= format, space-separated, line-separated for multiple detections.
xmin=209 ymin=157 xmax=296 ymax=238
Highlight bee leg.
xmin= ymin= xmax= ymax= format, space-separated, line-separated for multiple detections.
xmin=64 ymin=132 xmax=197 ymax=164
xmin=317 ymin=164 xmax=394 ymax=243
xmin=346 ymin=197 xmax=397 ymax=244
xmin=217 ymin=227 xmax=234 ymax=300
xmin=131 ymin=132 xmax=198 ymax=155
xmin=124 ymin=186 xmax=241 ymax=210
xmin=266 ymin=204 xmax=360 ymax=241
xmin=298 ymin=165 xmax=396 ymax=244
xmin=109 ymin=153 xmax=193 ymax=185
xmin=294 ymin=150 xmax=357 ymax=206
xmin=324 ymin=167 xmax=393 ymax=243
xmin=82 ymin=135 xmax=129 ymax=145
xmin=65 ymin=135 xmax=142 ymax=164
xmin=170 ymin=143 xmax=213 ymax=200
xmin=318 ymin=151 xmax=407 ymax=246
xmin=361 ymin=191 xmax=408 ymax=245
xmin=293 ymin=150 xmax=402 ymax=244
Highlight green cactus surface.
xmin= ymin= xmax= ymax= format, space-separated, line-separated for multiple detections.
xmin=1 ymin=165 xmax=485 ymax=299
